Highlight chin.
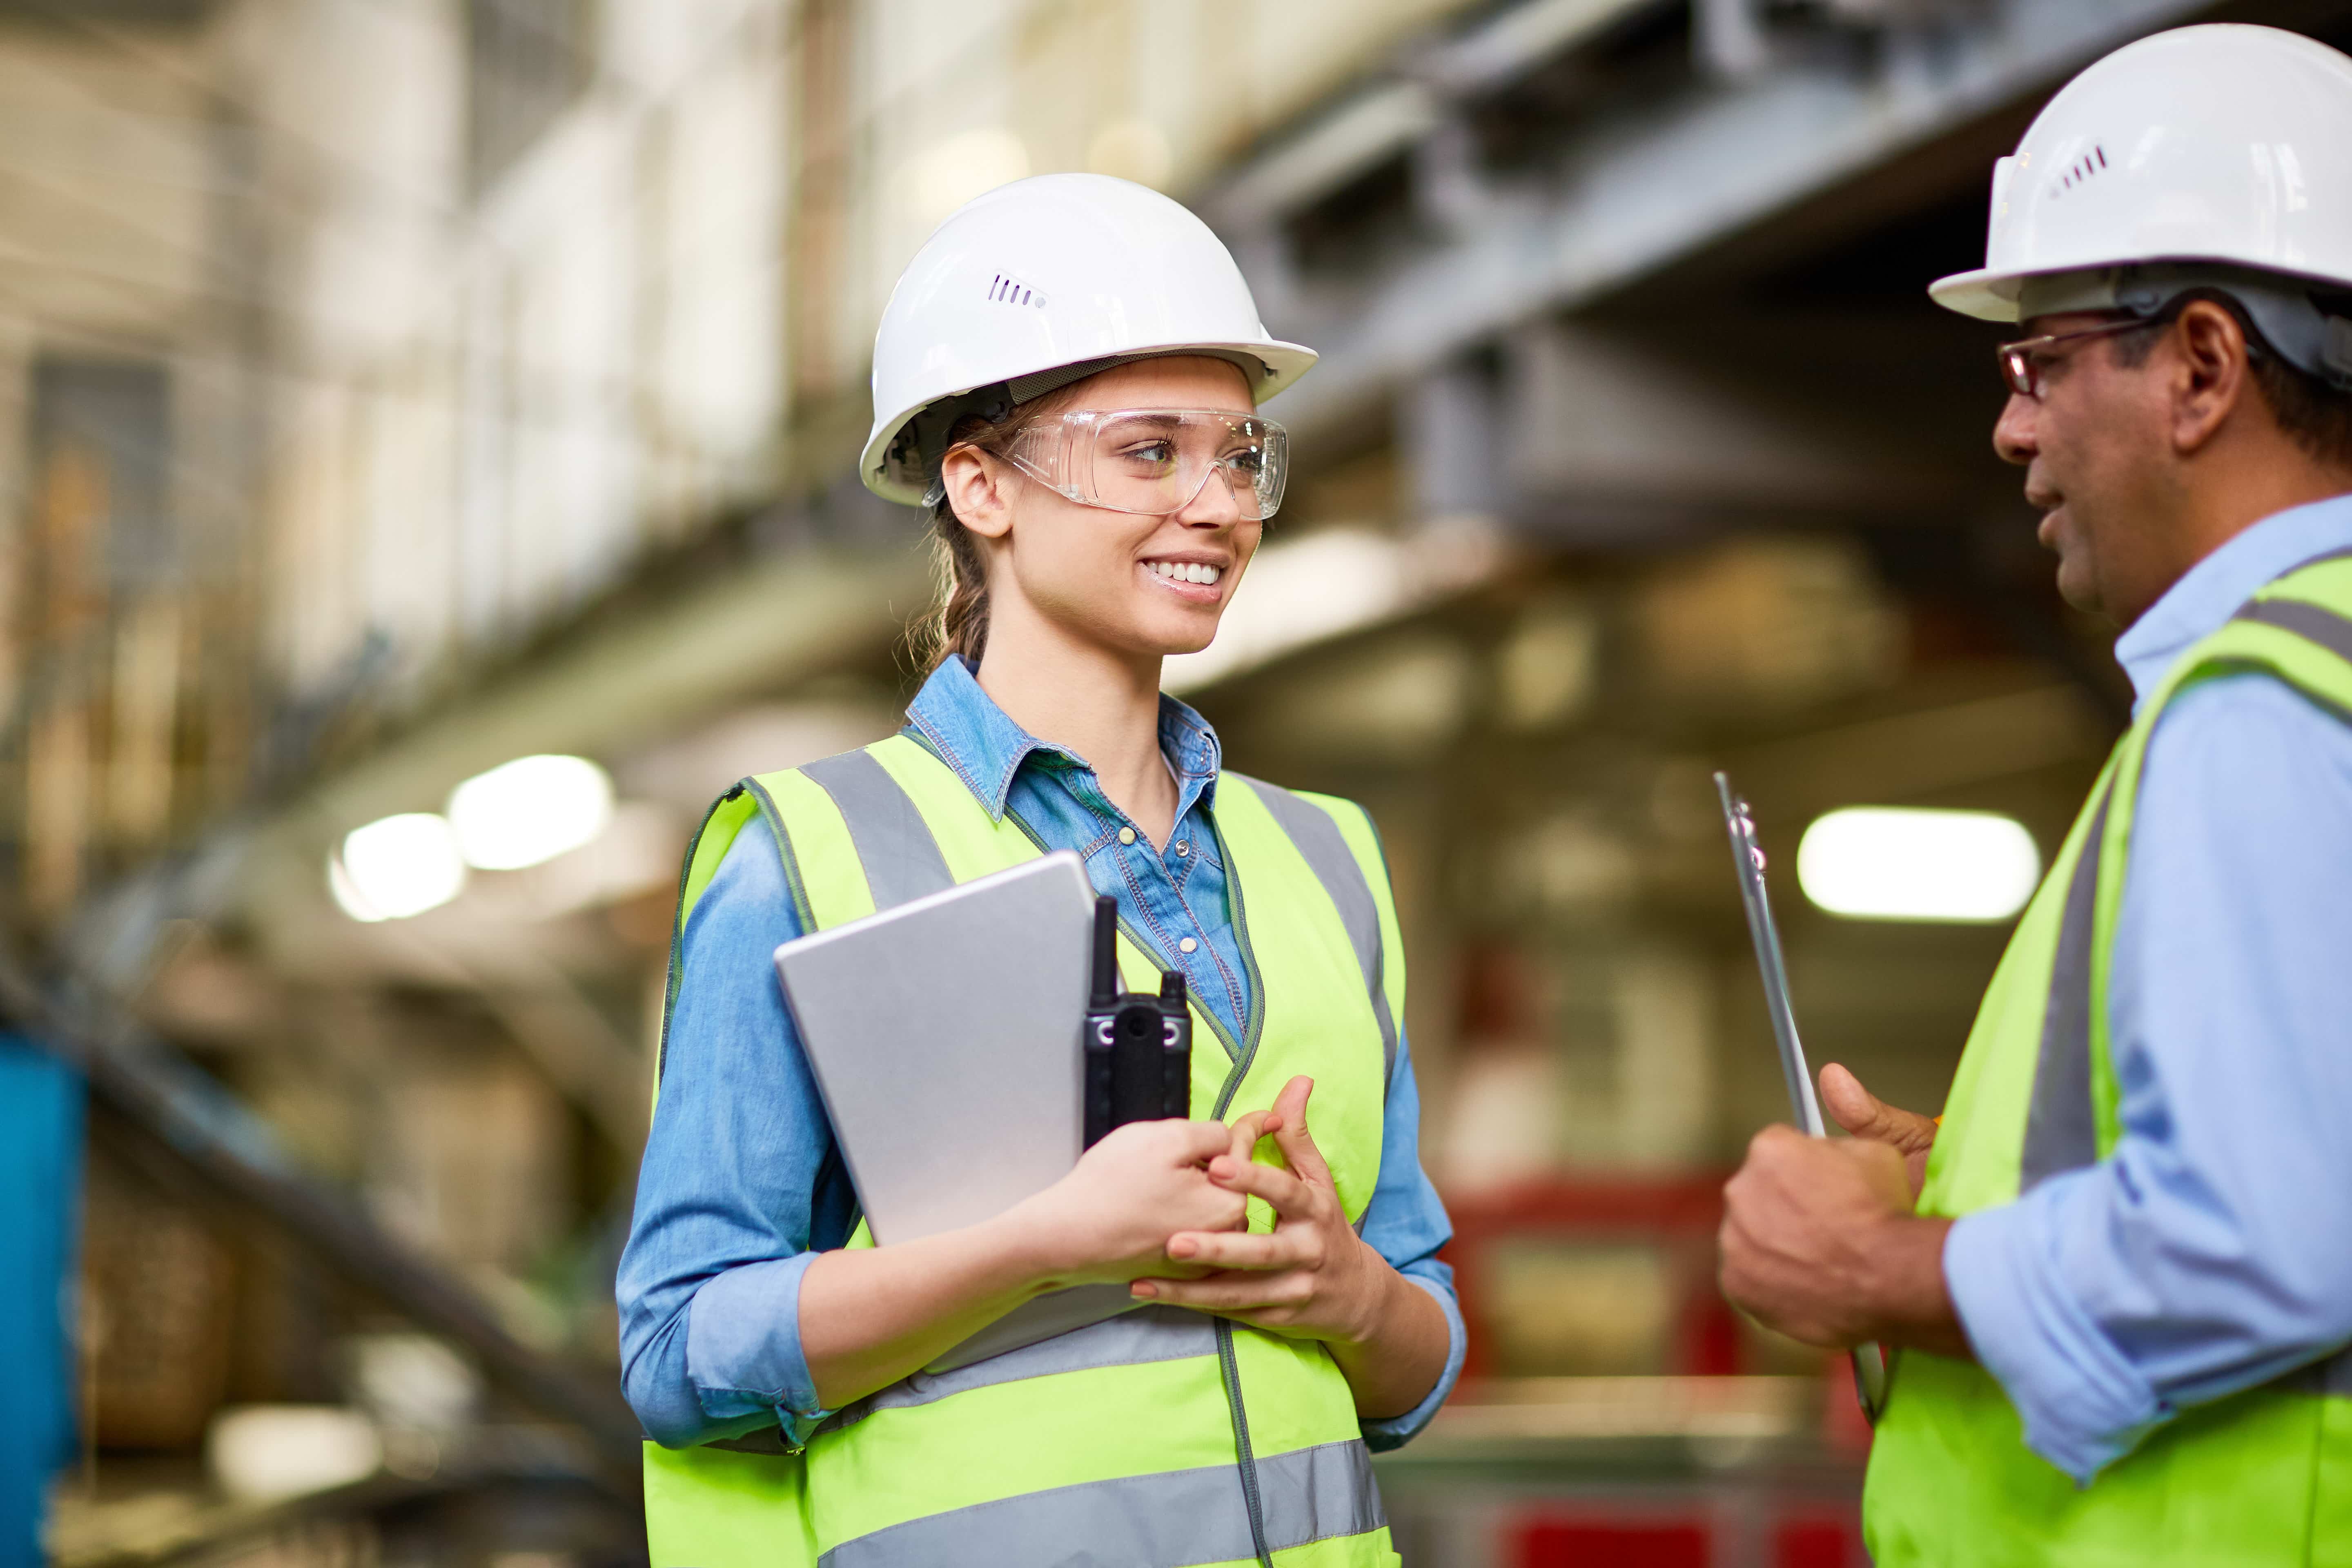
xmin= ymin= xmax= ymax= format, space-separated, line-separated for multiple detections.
xmin=1133 ymin=610 xmax=1224 ymax=659
xmin=2051 ymin=553 xmax=2103 ymax=618
xmin=1149 ymin=632 xmax=1218 ymax=660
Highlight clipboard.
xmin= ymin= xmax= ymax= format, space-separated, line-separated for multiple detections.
xmin=1715 ymin=772 xmax=1891 ymax=1423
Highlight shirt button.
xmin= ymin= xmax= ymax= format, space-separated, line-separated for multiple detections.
xmin=1174 ymin=842 xmax=1189 ymax=856
xmin=1118 ymin=827 xmax=1137 ymax=845
xmin=1179 ymin=937 xmax=1198 ymax=954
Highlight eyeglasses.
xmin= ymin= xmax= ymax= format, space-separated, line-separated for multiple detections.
xmin=1996 ymin=317 xmax=2159 ymax=398
xmin=972 ymin=408 xmax=1288 ymax=521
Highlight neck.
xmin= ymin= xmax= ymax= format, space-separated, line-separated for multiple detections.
xmin=2134 ymin=430 xmax=2352 ymax=623
xmin=972 ymin=596 xmax=1178 ymax=845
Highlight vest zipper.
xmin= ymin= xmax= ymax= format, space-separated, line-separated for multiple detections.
xmin=1009 ymin=796 xmax=1281 ymax=1560
xmin=1215 ymin=1319 xmax=1276 ymax=1568
xmin=1203 ymin=810 xmax=1273 ymax=1566
xmin=1205 ymin=811 xmax=1267 ymax=1118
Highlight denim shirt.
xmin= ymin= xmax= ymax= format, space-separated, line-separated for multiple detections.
xmin=617 ymin=656 xmax=1465 ymax=1450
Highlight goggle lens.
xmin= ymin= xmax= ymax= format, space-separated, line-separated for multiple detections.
xmin=1003 ymin=409 xmax=1287 ymax=520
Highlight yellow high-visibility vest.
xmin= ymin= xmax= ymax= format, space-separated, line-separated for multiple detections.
xmin=1866 ymin=548 xmax=2352 ymax=1566
xmin=642 ymin=733 xmax=1410 ymax=1568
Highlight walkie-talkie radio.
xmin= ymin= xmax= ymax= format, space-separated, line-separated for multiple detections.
xmin=1082 ymin=896 xmax=1192 ymax=1148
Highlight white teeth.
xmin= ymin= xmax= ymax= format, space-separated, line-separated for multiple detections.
xmin=1148 ymin=561 xmax=1221 ymax=585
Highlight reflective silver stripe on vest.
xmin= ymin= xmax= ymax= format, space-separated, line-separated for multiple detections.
xmin=2019 ymin=788 xmax=2111 ymax=1191
xmin=818 ymin=1306 xmax=1217 ymax=1437
xmin=2236 ymin=594 xmax=2352 ymax=666
xmin=2021 ymin=586 xmax=2352 ymax=1189
xmin=802 ymin=748 xmax=956 ymax=909
xmin=2292 ymin=1342 xmax=2352 ymax=1397
xmin=815 ymin=1437 xmax=1383 ymax=1568
xmin=1234 ymin=775 xmax=1399 ymax=1085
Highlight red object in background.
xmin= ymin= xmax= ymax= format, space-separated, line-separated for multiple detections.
xmin=1820 ymin=1349 xmax=1875 ymax=1457
xmin=1516 ymin=1519 xmax=1709 ymax=1568
xmin=1774 ymin=1517 xmax=1858 ymax=1568
xmin=1442 ymin=1178 xmax=1735 ymax=1378
xmin=1512 ymin=1511 xmax=1858 ymax=1568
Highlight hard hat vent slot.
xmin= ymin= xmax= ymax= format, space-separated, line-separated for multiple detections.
xmin=987 ymin=272 xmax=1049 ymax=309
xmin=2052 ymin=145 xmax=2109 ymax=197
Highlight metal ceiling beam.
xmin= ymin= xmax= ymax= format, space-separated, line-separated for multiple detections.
xmin=1232 ymin=0 xmax=2211 ymax=447
xmin=1209 ymin=0 xmax=1662 ymax=229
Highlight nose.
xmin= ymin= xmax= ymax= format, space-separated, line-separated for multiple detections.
xmin=1992 ymin=391 xmax=2038 ymax=467
xmin=1172 ymin=464 xmax=1246 ymax=526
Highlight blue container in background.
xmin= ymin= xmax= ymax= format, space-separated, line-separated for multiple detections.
xmin=0 ymin=1037 xmax=82 ymax=1568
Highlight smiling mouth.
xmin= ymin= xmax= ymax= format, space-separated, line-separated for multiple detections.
xmin=1145 ymin=559 xmax=1224 ymax=587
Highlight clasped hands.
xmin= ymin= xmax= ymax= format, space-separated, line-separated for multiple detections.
xmin=1716 ymin=1062 xmax=1971 ymax=1357
xmin=1040 ymin=1074 xmax=1385 ymax=1347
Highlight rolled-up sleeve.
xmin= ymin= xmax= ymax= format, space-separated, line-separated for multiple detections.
xmin=617 ymin=827 xmax=847 ymax=1448
xmin=1354 ymin=1032 xmax=1466 ymax=1451
xmin=1944 ymin=676 xmax=2352 ymax=1482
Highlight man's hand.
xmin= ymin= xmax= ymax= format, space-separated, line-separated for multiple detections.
xmin=1718 ymin=1125 xmax=1968 ymax=1357
xmin=1820 ymin=1062 xmax=1939 ymax=1200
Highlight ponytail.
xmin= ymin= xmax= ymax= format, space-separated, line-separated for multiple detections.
xmin=910 ymin=383 xmax=1082 ymax=671
xmin=923 ymin=490 xmax=993 ymax=670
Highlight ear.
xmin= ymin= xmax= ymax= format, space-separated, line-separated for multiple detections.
xmin=2169 ymin=299 xmax=2254 ymax=458
xmin=938 ymin=446 xmax=1018 ymax=541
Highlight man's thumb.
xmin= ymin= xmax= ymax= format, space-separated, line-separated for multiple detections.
xmin=1820 ymin=1062 xmax=1933 ymax=1150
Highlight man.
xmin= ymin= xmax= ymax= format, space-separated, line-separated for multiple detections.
xmin=1715 ymin=24 xmax=2352 ymax=1566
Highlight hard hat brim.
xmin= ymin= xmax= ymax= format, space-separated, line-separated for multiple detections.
xmin=1927 ymin=266 xmax=2024 ymax=323
xmin=859 ymin=337 xmax=1319 ymax=507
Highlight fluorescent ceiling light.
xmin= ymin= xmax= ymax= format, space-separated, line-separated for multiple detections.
xmin=207 ymin=1405 xmax=381 ymax=1503
xmin=334 ymin=813 xmax=467 ymax=920
xmin=1797 ymin=806 xmax=2040 ymax=923
xmin=325 ymin=853 xmax=386 ymax=922
xmin=446 ymin=754 xmax=614 ymax=870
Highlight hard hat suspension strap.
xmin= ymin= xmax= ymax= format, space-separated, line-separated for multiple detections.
xmin=2020 ymin=263 xmax=2352 ymax=390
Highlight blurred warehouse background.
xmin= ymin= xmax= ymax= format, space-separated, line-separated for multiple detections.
xmin=4 ymin=0 xmax=2347 ymax=1563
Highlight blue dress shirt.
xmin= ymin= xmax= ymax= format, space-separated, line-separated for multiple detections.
xmin=618 ymin=657 xmax=1466 ymax=1450
xmin=1943 ymin=494 xmax=2352 ymax=1483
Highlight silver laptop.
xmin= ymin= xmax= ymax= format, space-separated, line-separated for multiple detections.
xmin=773 ymin=850 xmax=1143 ymax=1370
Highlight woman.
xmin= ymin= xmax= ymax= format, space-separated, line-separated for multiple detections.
xmin=619 ymin=174 xmax=1461 ymax=1568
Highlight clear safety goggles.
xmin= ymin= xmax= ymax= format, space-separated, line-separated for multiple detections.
xmin=984 ymin=408 xmax=1289 ymax=521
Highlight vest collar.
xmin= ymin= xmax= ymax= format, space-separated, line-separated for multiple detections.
xmin=2116 ymin=492 xmax=2352 ymax=716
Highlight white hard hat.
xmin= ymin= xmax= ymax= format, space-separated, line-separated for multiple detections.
xmin=861 ymin=173 xmax=1316 ymax=505
xmin=1931 ymin=24 xmax=2352 ymax=372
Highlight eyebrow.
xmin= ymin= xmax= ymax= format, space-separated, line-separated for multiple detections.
xmin=1100 ymin=411 xmax=1184 ymax=433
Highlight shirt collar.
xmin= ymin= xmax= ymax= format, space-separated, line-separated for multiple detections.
xmin=2112 ymin=492 xmax=2352 ymax=716
xmin=904 ymin=655 xmax=1225 ymax=820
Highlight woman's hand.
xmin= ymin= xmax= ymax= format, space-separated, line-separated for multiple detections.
xmin=1133 ymin=1076 xmax=1452 ymax=1419
xmin=1009 ymin=1115 xmax=1259 ymax=1288
xmin=802 ymin=1114 xmax=1258 ymax=1410
xmin=1131 ymin=1076 xmax=1386 ymax=1343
